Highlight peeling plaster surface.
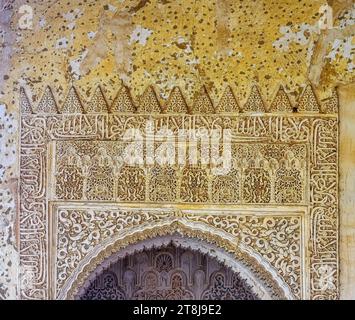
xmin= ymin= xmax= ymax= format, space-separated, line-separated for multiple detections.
xmin=328 ymin=37 xmax=355 ymax=72
xmin=1 ymin=0 xmax=353 ymax=105
xmin=273 ymin=24 xmax=318 ymax=51
xmin=0 ymin=0 xmax=354 ymax=299
xmin=327 ymin=5 xmax=355 ymax=72
xmin=0 ymin=103 xmax=18 ymax=300
xmin=129 ymin=25 xmax=153 ymax=46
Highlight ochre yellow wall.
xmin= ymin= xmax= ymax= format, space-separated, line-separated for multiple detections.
xmin=0 ymin=0 xmax=354 ymax=299
xmin=1 ymin=0 xmax=354 ymax=106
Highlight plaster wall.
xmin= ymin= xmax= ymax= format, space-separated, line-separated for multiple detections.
xmin=0 ymin=0 xmax=354 ymax=299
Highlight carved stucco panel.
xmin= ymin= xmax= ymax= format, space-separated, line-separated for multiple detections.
xmin=53 ymin=207 xmax=303 ymax=299
xmin=19 ymin=85 xmax=338 ymax=300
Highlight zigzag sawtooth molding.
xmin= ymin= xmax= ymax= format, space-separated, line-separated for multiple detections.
xmin=20 ymin=84 xmax=337 ymax=115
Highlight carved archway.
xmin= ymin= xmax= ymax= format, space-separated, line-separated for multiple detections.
xmin=59 ymin=220 xmax=293 ymax=300
xmin=19 ymin=83 xmax=339 ymax=300
xmin=76 ymin=237 xmax=264 ymax=300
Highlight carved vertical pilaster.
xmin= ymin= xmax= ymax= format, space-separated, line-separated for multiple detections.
xmin=19 ymin=115 xmax=48 ymax=299
xmin=309 ymin=118 xmax=338 ymax=299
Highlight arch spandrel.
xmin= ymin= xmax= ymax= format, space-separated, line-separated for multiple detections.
xmin=56 ymin=220 xmax=293 ymax=300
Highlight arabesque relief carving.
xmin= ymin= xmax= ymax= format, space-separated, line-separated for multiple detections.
xmin=19 ymin=84 xmax=338 ymax=300
xmin=53 ymin=142 xmax=307 ymax=204
xmin=55 ymin=208 xmax=301 ymax=298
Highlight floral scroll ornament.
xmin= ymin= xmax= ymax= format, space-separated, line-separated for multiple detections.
xmin=316 ymin=265 xmax=336 ymax=291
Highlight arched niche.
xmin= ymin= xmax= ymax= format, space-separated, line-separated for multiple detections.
xmin=76 ymin=238 xmax=262 ymax=300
